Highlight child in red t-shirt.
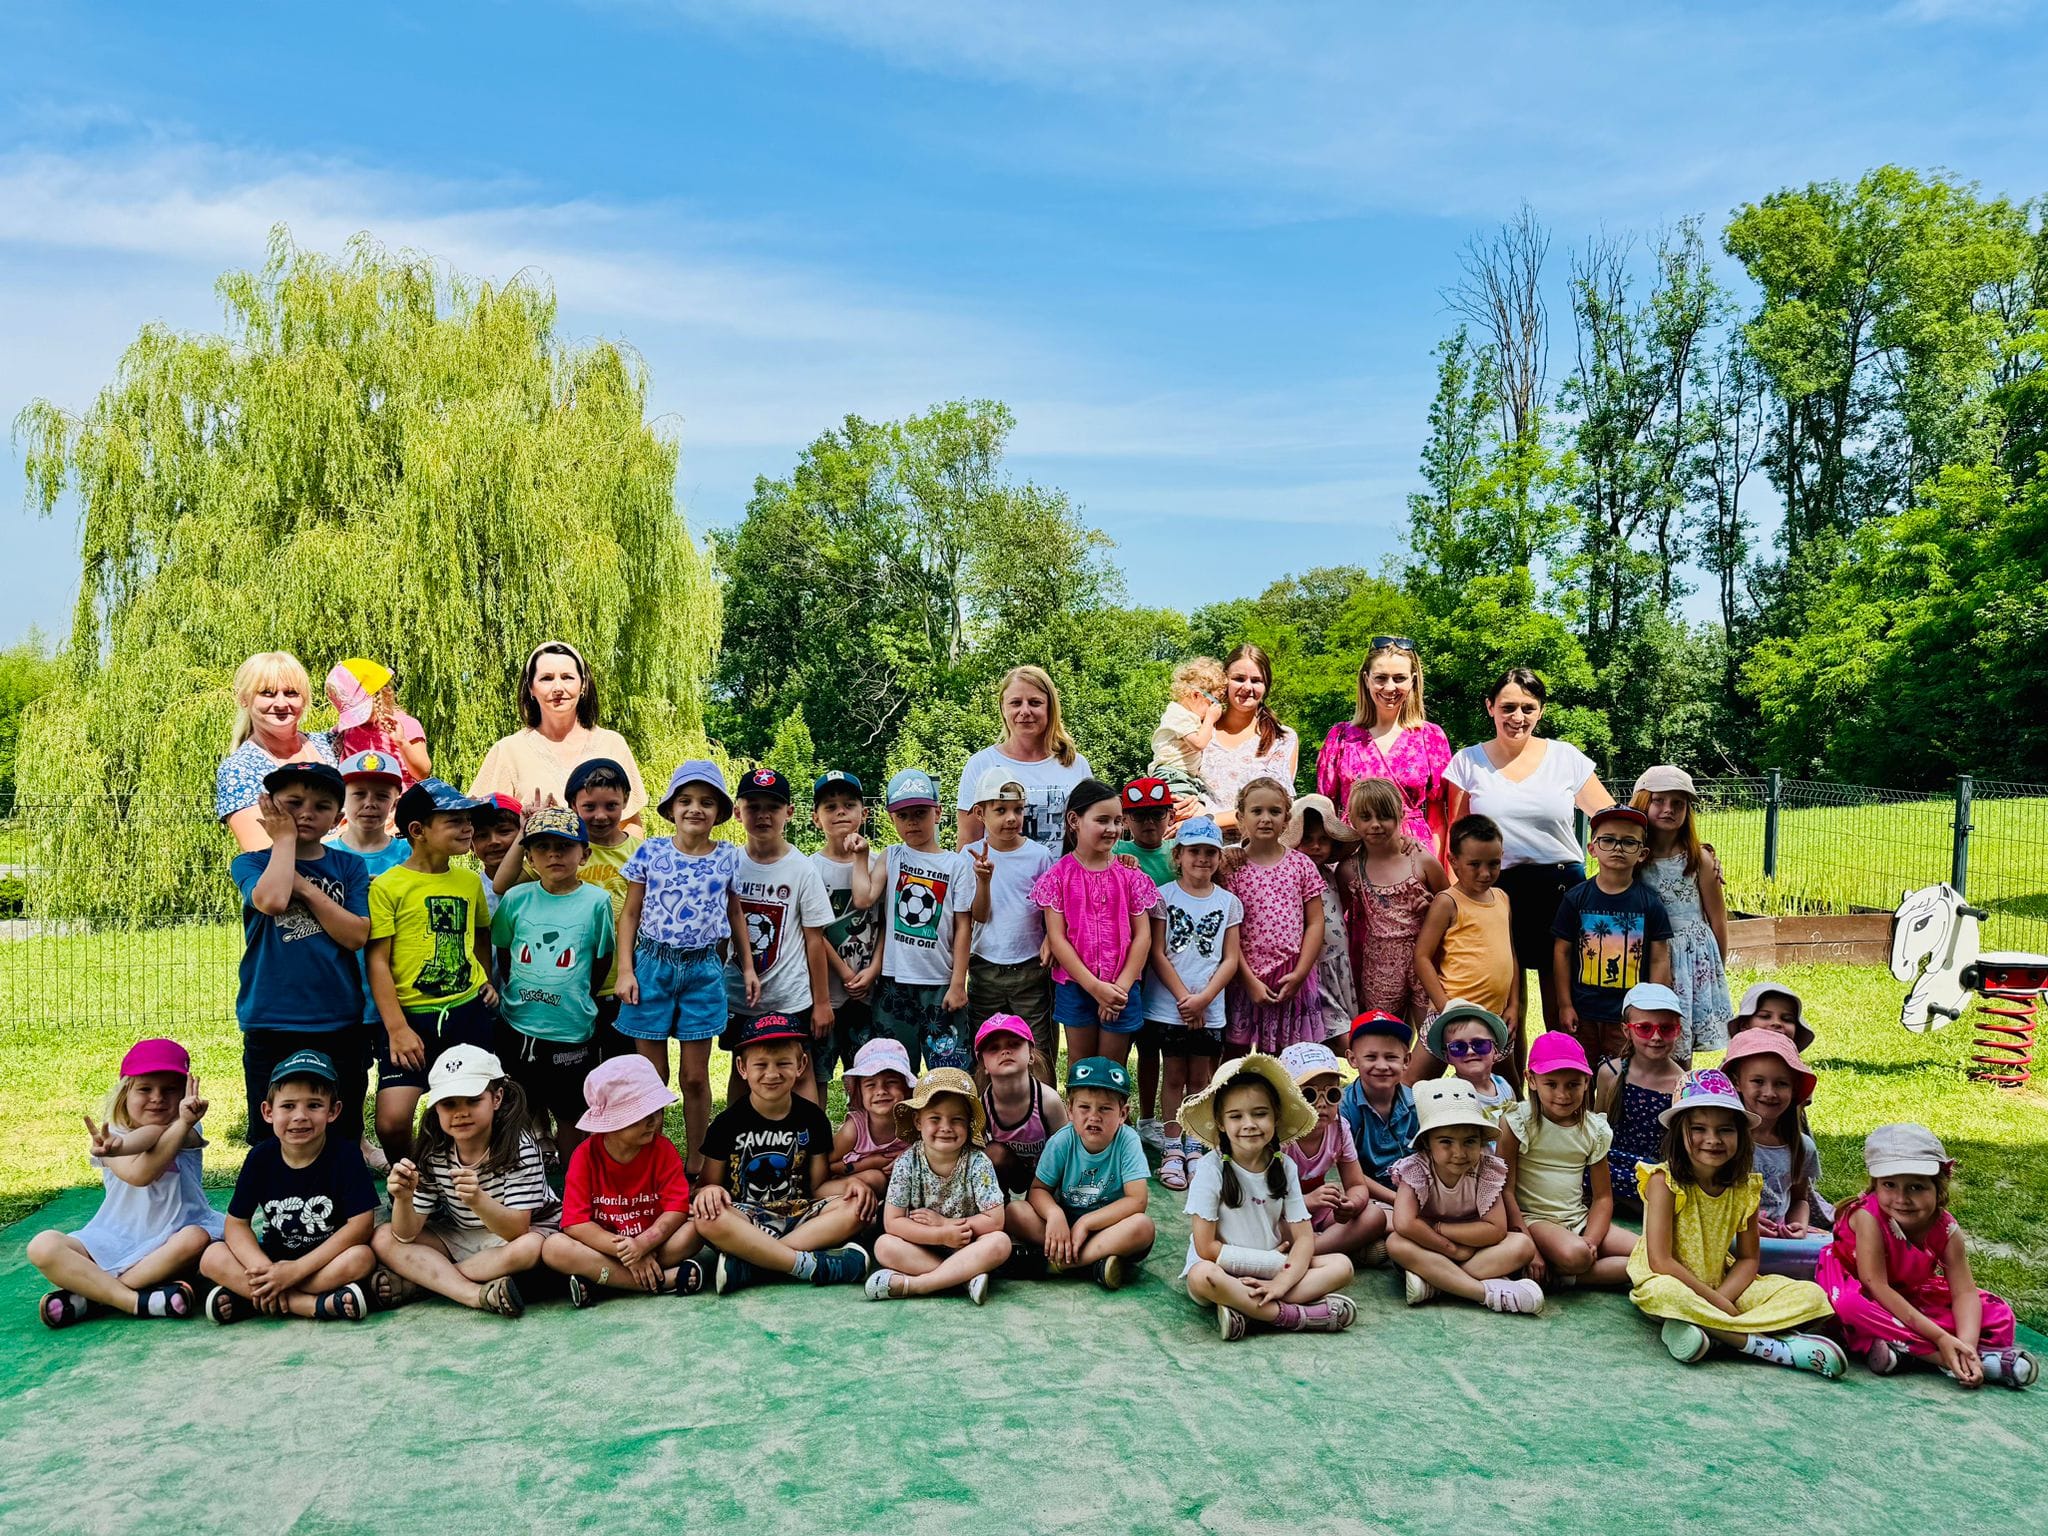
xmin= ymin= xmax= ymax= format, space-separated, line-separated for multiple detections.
xmin=540 ymin=1056 xmax=703 ymax=1305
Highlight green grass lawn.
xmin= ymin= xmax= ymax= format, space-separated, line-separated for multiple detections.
xmin=5 ymin=921 xmax=2046 ymax=1325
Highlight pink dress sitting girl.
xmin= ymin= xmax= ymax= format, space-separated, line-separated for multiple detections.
xmin=1817 ymin=1123 xmax=2036 ymax=1389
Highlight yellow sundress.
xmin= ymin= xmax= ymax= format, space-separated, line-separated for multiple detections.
xmin=1626 ymin=1162 xmax=1833 ymax=1333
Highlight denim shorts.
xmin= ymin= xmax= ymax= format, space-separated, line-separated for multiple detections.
xmin=1053 ymin=977 xmax=1144 ymax=1035
xmin=614 ymin=940 xmax=726 ymax=1043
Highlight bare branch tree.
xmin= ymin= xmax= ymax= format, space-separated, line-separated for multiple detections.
xmin=1449 ymin=202 xmax=1551 ymax=445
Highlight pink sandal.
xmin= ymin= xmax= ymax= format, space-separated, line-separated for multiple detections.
xmin=1159 ymin=1142 xmax=1188 ymax=1191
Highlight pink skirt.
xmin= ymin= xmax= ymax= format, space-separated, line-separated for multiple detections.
xmin=1225 ymin=975 xmax=1324 ymax=1053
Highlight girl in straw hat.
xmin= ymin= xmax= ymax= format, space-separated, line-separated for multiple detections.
xmin=866 ymin=1069 xmax=1011 ymax=1304
xmin=1387 ymin=1079 xmax=1544 ymax=1314
xmin=1179 ymin=1054 xmax=1358 ymax=1340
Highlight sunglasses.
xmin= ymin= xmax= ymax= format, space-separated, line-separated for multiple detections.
xmin=1370 ymin=635 xmax=1417 ymax=654
xmin=1444 ymin=1039 xmax=1496 ymax=1060
xmin=1629 ymin=1019 xmax=1683 ymax=1041
xmin=1590 ymin=835 xmax=1645 ymax=852
xmin=1301 ymin=1085 xmax=1345 ymax=1106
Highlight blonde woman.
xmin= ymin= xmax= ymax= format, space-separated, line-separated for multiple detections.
xmin=956 ymin=665 xmax=1093 ymax=858
xmin=1314 ymin=637 xmax=1452 ymax=859
xmin=215 ymin=651 xmax=339 ymax=851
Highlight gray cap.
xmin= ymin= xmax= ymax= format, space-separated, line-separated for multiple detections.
xmin=1864 ymin=1123 xmax=1951 ymax=1178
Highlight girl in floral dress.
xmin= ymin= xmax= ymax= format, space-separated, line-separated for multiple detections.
xmin=1630 ymin=766 xmax=1732 ymax=1058
xmin=1344 ymin=777 xmax=1446 ymax=1029
xmin=1219 ymin=779 xmax=1325 ymax=1054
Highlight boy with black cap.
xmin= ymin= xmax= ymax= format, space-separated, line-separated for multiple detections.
xmin=232 ymin=762 xmax=372 ymax=1151
xmin=724 ymin=768 xmax=835 ymax=1104
xmin=1550 ymin=804 xmax=1673 ymax=1054
xmin=808 ymin=769 xmax=883 ymax=1077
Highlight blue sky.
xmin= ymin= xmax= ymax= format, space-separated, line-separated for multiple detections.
xmin=3 ymin=0 xmax=2044 ymax=644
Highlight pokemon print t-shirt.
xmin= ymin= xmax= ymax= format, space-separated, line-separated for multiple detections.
xmin=1142 ymin=882 xmax=1244 ymax=1032
xmin=491 ymin=881 xmax=616 ymax=1043
xmin=881 ymin=844 xmax=971 ymax=987
xmin=227 ymin=1137 xmax=378 ymax=1260
xmin=700 ymin=1096 xmax=834 ymax=1218
xmin=726 ymin=847 xmax=833 ymax=1018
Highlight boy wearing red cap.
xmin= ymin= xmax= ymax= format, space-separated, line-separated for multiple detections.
xmin=1549 ymin=805 xmax=1672 ymax=1055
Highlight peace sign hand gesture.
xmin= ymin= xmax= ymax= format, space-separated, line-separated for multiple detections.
xmin=178 ymin=1073 xmax=208 ymax=1127
xmin=83 ymin=1115 xmax=126 ymax=1160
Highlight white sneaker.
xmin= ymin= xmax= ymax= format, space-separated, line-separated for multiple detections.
xmin=966 ymin=1273 xmax=990 ymax=1306
xmin=864 ymin=1268 xmax=900 ymax=1301
xmin=1482 ymin=1277 xmax=1546 ymax=1315
xmin=1403 ymin=1269 xmax=1435 ymax=1307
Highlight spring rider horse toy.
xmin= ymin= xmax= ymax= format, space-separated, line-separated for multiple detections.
xmin=1892 ymin=884 xmax=2046 ymax=1087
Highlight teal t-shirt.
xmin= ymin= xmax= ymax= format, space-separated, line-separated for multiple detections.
xmin=490 ymin=882 xmax=616 ymax=1043
xmin=1034 ymin=1123 xmax=1148 ymax=1217
xmin=1114 ymin=838 xmax=1175 ymax=888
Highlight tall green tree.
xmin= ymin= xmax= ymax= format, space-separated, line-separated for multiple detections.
xmin=15 ymin=228 xmax=717 ymax=918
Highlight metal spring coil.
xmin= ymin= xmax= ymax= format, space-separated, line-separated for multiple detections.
xmin=1969 ymin=988 xmax=2036 ymax=1088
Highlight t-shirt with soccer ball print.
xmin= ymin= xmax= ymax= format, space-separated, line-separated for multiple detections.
xmin=725 ymin=846 xmax=833 ymax=1019
xmin=881 ymin=844 xmax=971 ymax=987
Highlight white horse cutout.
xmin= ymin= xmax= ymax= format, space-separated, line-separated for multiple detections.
xmin=1891 ymin=884 xmax=1979 ymax=1033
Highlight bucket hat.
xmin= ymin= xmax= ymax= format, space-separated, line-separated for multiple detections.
xmin=1409 ymin=1079 xmax=1495 ymax=1146
xmin=894 ymin=1067 xmax=986 ymax=1145
xmin=1733 ymin=982 xmax=1813 ymax=1051
xmin=1721 ymin=1028 xmax=1817 ymax=1105
xmin=1281 ymin=792 xmax=1358 ymax=849
xmin=576 ymin=1055 xmax=679 ymax=1133
xmin=1426 ymin=1000 xmax=1509 ymax=1061
xmin=1180 ymin=1052 xmax=1318 ymax=1149
xmin=1657 ymin=1067 xmax=1760 ymax=1128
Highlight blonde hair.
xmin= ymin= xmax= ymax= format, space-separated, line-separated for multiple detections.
xmin=1235 ymin=775 xmax=1293 ymax=816
xmin=229 ymin=651 xmax=312 ymax=751
xmin=1171 ymin=656 xmax=1226 ymax=698
xmin=101 ymin=1075 xmax=162 ymax=1131
xmin=1347 ymin=775 xmax=1404 ymax=826
xmin=1629 ymin=787 xmax=1706 ymax=879
xmin=998 ymin=665 xmax=1078 ymax=767
xmin=1352 ymin=643 xmax=1426 ymax=728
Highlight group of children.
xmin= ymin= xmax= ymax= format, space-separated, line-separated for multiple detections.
xmin=24 ymin=723 xmax=2038 ymax=1391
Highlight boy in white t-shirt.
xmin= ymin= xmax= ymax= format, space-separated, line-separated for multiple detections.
xmin=1144 ymin=815 xmax=1243 ymax=1189
xmin=873 ymin=769 xmax=973 ymax=1072
xmin=722 ymin=769 xmax=834 ymax=1106
xmin=807 ymin=769 xmax=883 ymax=1083
xmin=965 ymin=771 xmax=1056 ymax=1078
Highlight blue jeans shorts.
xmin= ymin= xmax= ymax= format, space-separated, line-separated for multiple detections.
xmin=1053 ymin=977 xmax=1144 ymax=1036
xmin=615 ymin=940 xmax=726 ymax=1043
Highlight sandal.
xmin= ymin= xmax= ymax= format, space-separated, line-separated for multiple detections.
xmin=478 ymin=1277 xmax=524 ymax=1318
xmin=134 ymin=1281 xmax=195 ymax=1320
xmin=368 ymin=1265 xmax=419 ymax=1311
xmin=39 ymin=1290 xmax=93 ymax=1330
xmin=205 ymin=1286 xmax=248 ymax=1326
xmin=312 ymin=1282 xmax=369 ymax=1322
xmin=1159 ymin=1143 xmax=1188 ymax=1192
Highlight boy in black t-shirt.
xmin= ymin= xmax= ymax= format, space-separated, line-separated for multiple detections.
xmin=1550 ymin=805 xmax=1673 ymax=1057
xmin=199 ymin=1050 xmax=378 ymax=1323
xmin=692 ymin=1015 xmax=875 ymax=1293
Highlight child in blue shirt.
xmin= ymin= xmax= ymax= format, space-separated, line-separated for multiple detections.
xmin=1340 ymin=1011 xmax=1418 ymax=1206
xmin=1005 ymin=1057 xmax=1156 ymax=1289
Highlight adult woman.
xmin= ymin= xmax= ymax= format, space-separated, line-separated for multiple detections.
xmin=215 ymin=651 xmax=339 ymax=851
xmin=468 ymin=641 xmax=648 ymax=828
xmin=1443 ymin=667 xmax=1613 ymax=1035
xmin=1314 ymin=637 xmax=1452 ymax=856
xmin=956 ymin=665 xmax=1093 ymax=856
xmin=1199 ymin=644 xmax=1298 ymax=834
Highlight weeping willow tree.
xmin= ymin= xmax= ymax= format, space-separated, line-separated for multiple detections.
xmin=14 ymin=227 xmax=719 ymax=920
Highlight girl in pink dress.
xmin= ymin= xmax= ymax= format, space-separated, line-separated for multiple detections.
xmin=1343 ymin=777 xmax=1447 ymax=1028
xmin=1314 ymin=641 xmax=1452 ymax=856
xmin=1278 ymin=1041 xmax=1386 ymax=1260
xmin=1219 ymin=779 xmax=1325 ymax=1054
xmin=1818 ymin=1123 xmax=2036 ymax=1388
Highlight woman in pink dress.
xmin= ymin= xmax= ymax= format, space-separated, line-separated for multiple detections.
xmin=1315 ymin=638 xmax=1451 ymax=860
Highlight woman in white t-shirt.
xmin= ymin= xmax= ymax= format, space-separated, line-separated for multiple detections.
xmin=1200 ymin=644 xmax=1299 ymax=836
xmin=955 ymin=665 xmax=1094 ymax=859
xmin=1443 ymin=668 xmax=1614 ymax=1046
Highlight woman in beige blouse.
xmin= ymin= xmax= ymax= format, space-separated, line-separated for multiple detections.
xmin=468 ymin=641 xmax=648 ymax=830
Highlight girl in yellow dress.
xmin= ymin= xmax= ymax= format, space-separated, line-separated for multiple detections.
xmin=1628 ymin=1067 xmax=1843 ymax=1376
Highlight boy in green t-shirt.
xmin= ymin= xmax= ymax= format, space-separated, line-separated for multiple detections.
xmin=369 ymin=778 xmax=498 ymax=1161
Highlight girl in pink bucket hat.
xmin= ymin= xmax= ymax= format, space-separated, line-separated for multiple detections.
xmin=1625 ymin=1068 xmax=1843 ymax=1377
xmin=832 ymin=1037 xmax=916 ymax=1205
xmin=29 ymin=1038 xmax=226 ymax=1328
xmin=1496 ymin=1032 xmax=1633 ymax=1292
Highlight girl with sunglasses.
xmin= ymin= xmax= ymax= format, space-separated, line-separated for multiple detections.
xmin=1425 ymin=1003 xmax=1514 ymax=1117
xmin=1278 ymin=1042 xmax=1386 ymax=1261
xmin=1596 ymin=984 xmax=1689 ymax=1221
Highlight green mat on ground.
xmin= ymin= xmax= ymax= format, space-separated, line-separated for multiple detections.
xmin=4 ymin=1187 xmax=2045 ymax=1535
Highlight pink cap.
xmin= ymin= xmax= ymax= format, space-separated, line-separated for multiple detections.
xmin=120 ymin=1038 xmax=191 ymax=1081
xmin=1526 ymin=1032 xmax=1591 ymax=1077
xmin=576 ymin=1055 xmax=679 ymax=1133
xmin=974 ymin=1013 xmax=1034 ymax=1052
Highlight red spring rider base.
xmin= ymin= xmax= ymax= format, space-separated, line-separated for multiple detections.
xmin=1968 ymin=955 xmax=2046 ymax=1088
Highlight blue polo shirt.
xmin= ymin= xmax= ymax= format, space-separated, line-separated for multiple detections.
xmin=1340 ymin=1081 xmax=1418 ymax=1185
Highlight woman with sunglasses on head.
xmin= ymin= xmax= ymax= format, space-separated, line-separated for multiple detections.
xmin=1443 ymin=668 xmax=1614 ymax=1040
xmin=1314 ymin=637 xmax=1452 ymax=861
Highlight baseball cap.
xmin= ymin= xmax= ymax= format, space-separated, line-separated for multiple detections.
xmin=1277 ymin=1040 xmax=1348 ymax=1083
xmin=566 ymin=757 xmax=632 ymax=804
xmin=1527 ymin=1032 xmax=1592 ymax=1076
xmin=120 ymin=1038 xmax=191 ymax=1081
xmin=1066 ymin=1056 xmax=1131 ymax=1097
xmin=1175 ymin=815 xmax=1225 ymax=850
xmin=1632 ymin=765 xmax=1696 ymax=797
xmin=1622 ymin=981 xmax=1685 ymax=1016
xmin=657 ymin=759 xmax=730 ymax=821
xmin=1348 ymin=1009 xmax=1414 ymax=1047
xmin=1121 ymin=777 xmax=1173 ymax=813
xmin=471 ymin=792 xmax=523 ymax=821
xmin=1589 ymin=804 xmax=1650 ymax=834
xmin=263 ymin=761 xmax=347 ymax=800
xmin=886 ymin=768 xmax=940 ymax=810
xmin=735 ymin=767 xmax=793 ymax=805
xmin=268 ymin=1049 xmax=338 ymax=1089
xmin=522 ymin=805 xmax=588 ymax=844
xmin=421 ymin=1045 xmax=505 ymax=1110
xmin=1863 ymin=1123 xmax=1952 ymax=1179
xmin=395 ymin=777 xmax=484 ymax=831
xmin=338 ymin=750 xmax=403 ymax=785
xmin=971 ymin=769 xmax=1027 ymax=807
xmin=973 ymin=1014 xmax=1034 ymax=1052
xmin=732 ymin=1013 xmax=807 ymax=1051
xmin=812 ymin=769 xmax=865 ymax=800
xmin=325 ymin=658 xmax=393 ymax=730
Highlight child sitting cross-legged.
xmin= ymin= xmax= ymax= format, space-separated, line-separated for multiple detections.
xmin=1723 ymin=1028 xmax=1832 ymax=1278
xmin=975 ymin=1014 xmax=1067 ymax=1196
xmin=1497 ymin=1032 xmax=1632 ymax=1291
xmin=692 ymin=1015 xmax=875 ymax=1293
xmin=1276 ymin=1042 xmax=1385 ymax=1261
xmin=29 ymin=1039 xmax=225 ymax=1329
xmin=1005 ymin=1057 xmax=1156 ymax=1290
xmin=1387 ymin=1080 xmax=1544 ymax=1315
xmin=542 ymin=1055 xmax=707 ymax=1304
xmin=1179 ymin=1053 xmax=1358 ymax=1340
xmin=200 ymin=1050 xmax=378 ymax=1323
xmin=866 ymin=1068 xmax=1012 ymax=1304
xmin=370 ymin=1047 xmax=557 ymax=1318
xmin=832 ymin=1038 xmax=916 ymax=1202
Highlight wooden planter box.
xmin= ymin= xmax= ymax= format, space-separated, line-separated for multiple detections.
xmin=1725 ymin=911 xmax=1895 ymax=970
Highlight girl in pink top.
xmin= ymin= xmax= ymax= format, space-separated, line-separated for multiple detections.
xmin=1031 ymin=779 xmax=1160 ymax=1070
xmin=1219 ymin=778 xmax=1325 ymax=1053
xmin=975 ymin=1013 xmax=1069 ymax=1195
xmin=1817 ymin=1123 xmax=2035 ymax=1388
xmin=1343 ymin=777 xmax=1447 ymax=1027
xmin=1278 ymin=1041 xmax=1386 ymax=1260
xmin=1315 ymin=640 xmax=1451 ymax=856
xmin=831 ymin=1039 xmax=915 ymax=1202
